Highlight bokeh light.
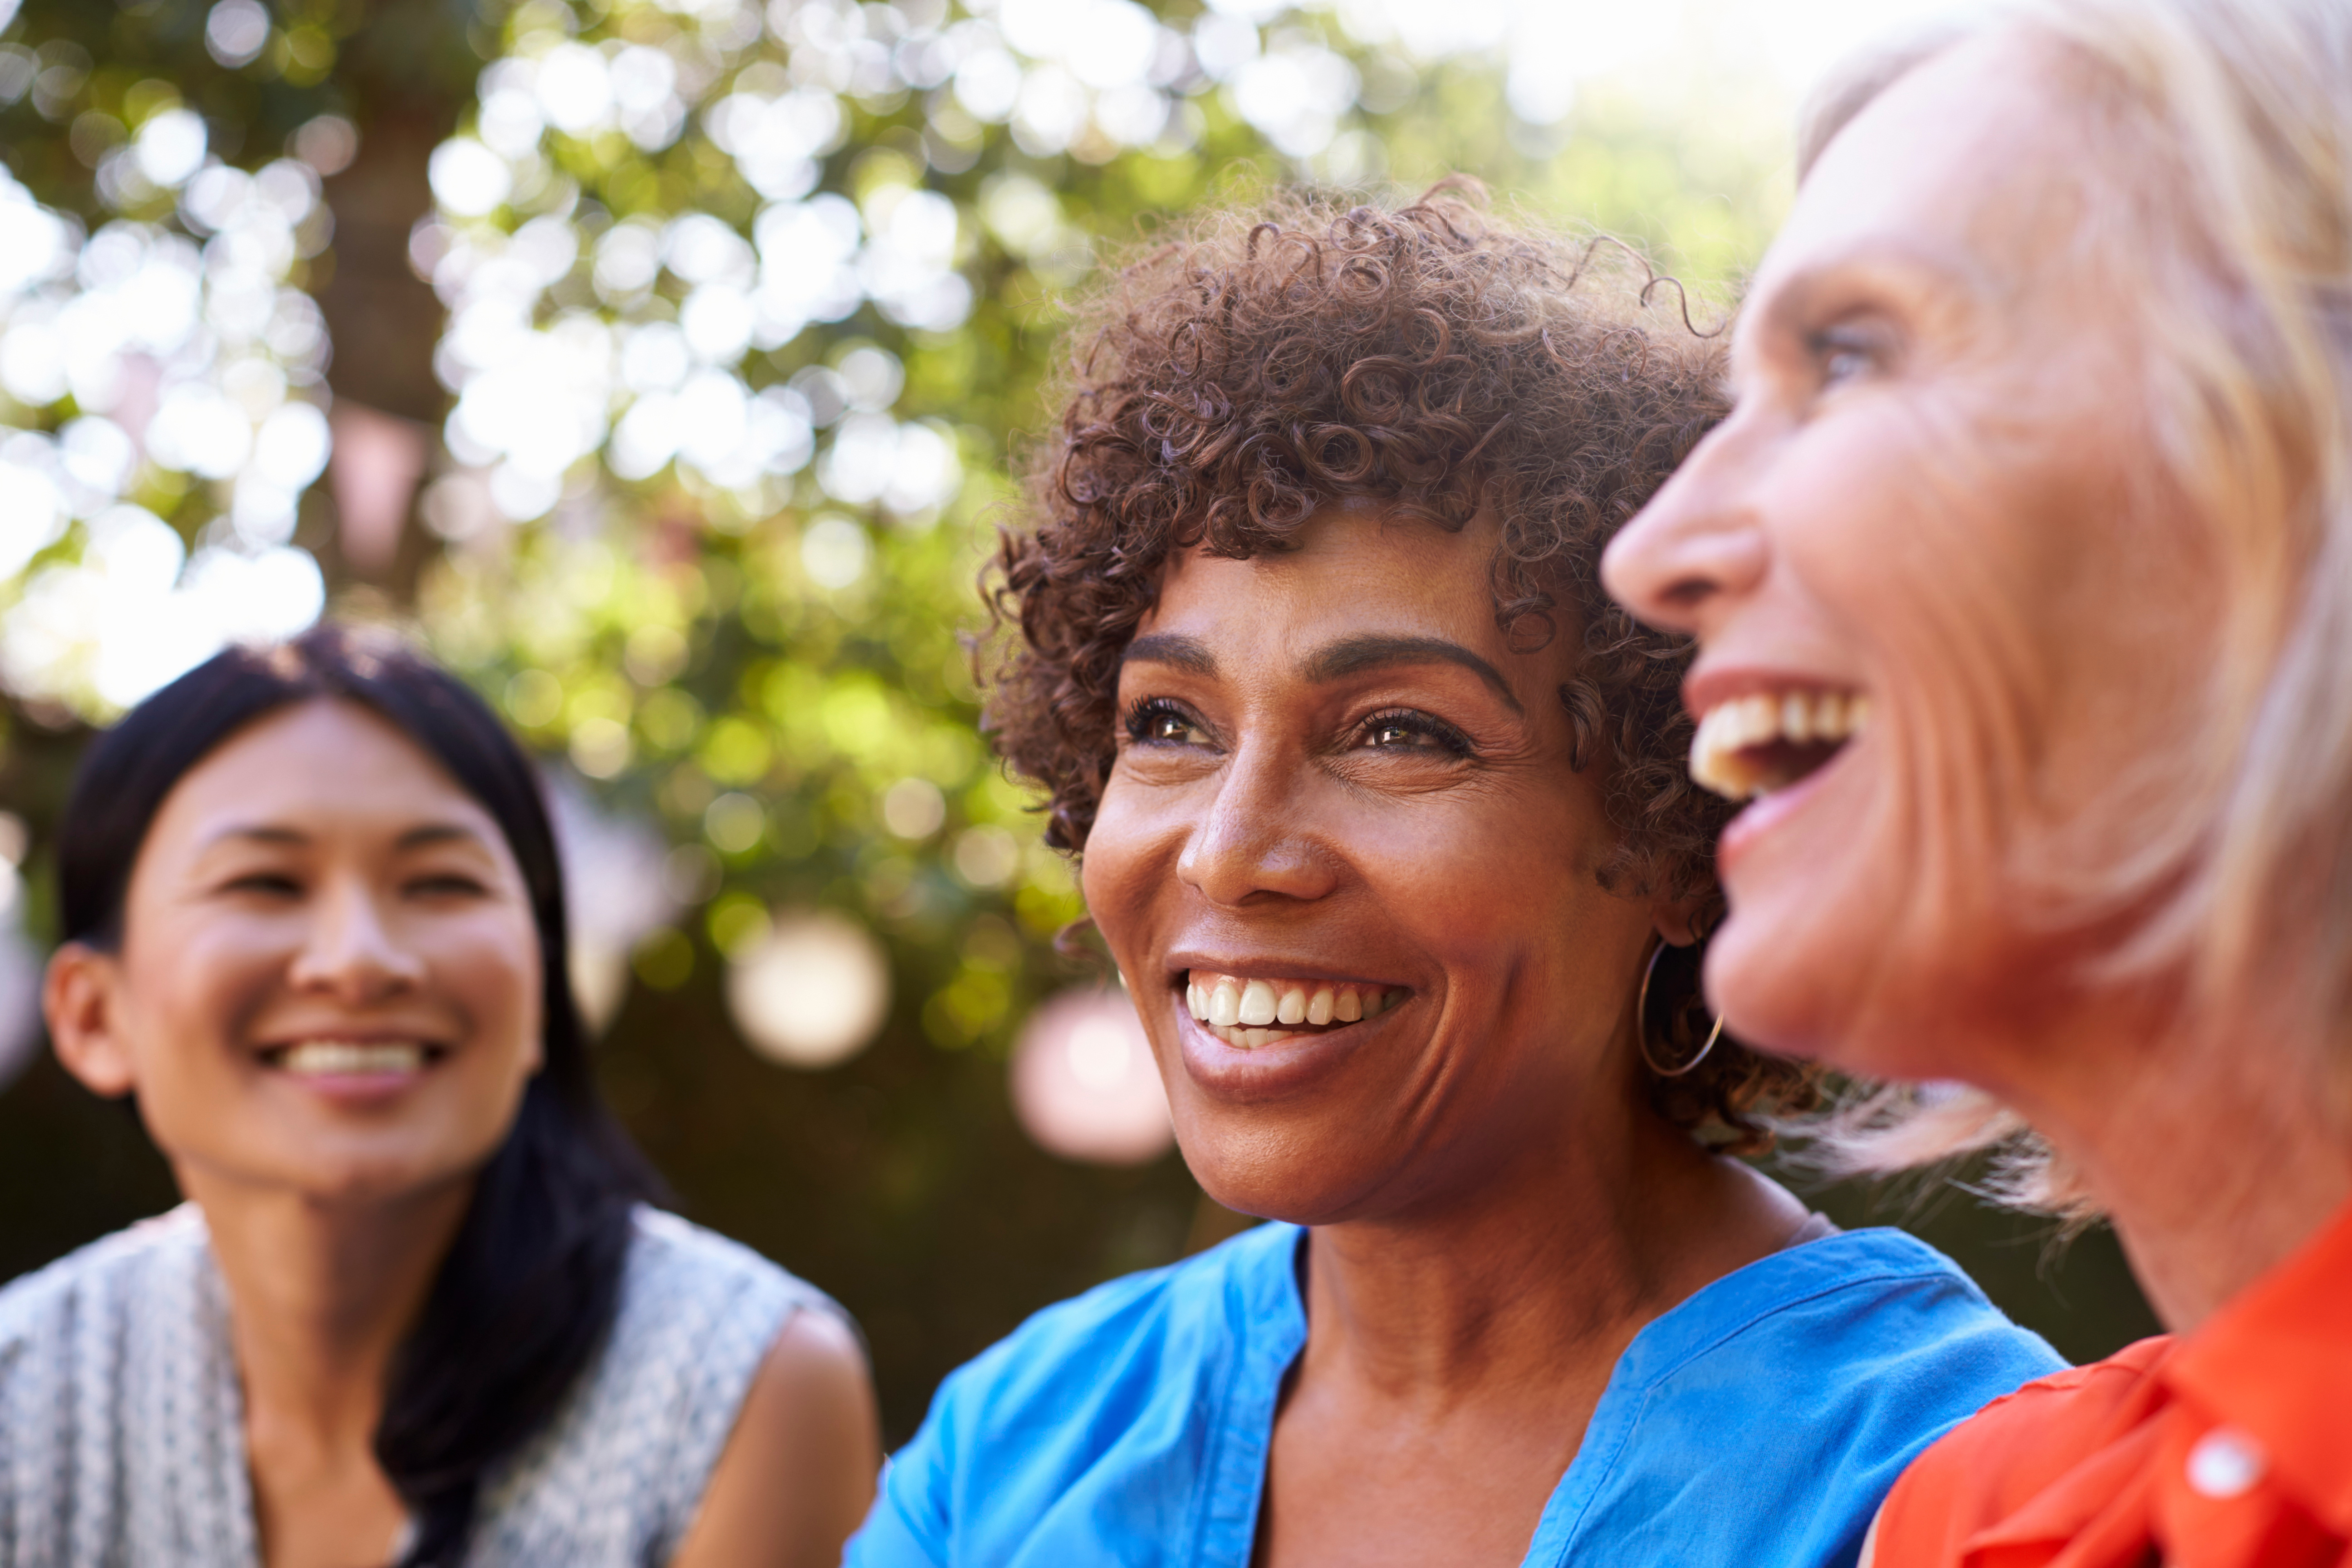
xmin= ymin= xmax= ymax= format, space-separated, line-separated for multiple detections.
xmin=726 ymin=906 xmax=893 ymax=1068
xmin=1009 ymin=986 xmax=1173 ymax=1166
xmin=0 ymin=98 xmax=341 ymax=715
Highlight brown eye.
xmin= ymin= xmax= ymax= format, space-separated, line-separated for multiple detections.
xmin=1358 ymin=710 xmax=1472 ymax=756
xmin=1125 ymin=699 xmax=1210 ymax=747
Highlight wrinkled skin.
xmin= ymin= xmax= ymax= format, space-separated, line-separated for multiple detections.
xmin=1602 ymin=31 xmax=2350 ymax=1330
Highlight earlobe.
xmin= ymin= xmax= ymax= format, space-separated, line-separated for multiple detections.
xmin=44 ymin=943 xmax=138 ymax=1098
xmin=1651 ymin=897 xmax=1710 ymax=950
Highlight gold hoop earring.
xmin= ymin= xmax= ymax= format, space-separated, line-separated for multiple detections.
xmin=1637 ymin=938 xmax=1724 ymax=1079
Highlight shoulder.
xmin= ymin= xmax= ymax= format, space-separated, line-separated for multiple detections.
xmin=622 ymin=1205 xmax=826 ymax=1308
xmin=922 ymin=1220 xmax=1294 ymax=1444
xmin=849 ymin=1223 xmax=1301 ymax=1567
xmin=1682 ymin=1226 xmax=2066 ymax=1380
xmin=1664 ymin=1226 xmax=2068 ymax=1440
xmin=1872 ymin=1337 xmax=2172 ymax=1567
xmin=1555 ymin=1228 xmax=2068 ymax=1568
xmin=0 ymin=1205 xmax=209 ymax=1353
xmin=597 ymin=1206 xmax=846 ymax=1410
xmin=473 ymin=1210 xmax=852 ymax=1562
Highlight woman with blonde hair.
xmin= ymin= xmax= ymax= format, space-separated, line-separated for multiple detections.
xmin=1604 ymin=0 xmax=2352 ymax=1561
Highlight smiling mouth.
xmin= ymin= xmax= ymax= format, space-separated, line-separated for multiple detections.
xmin=259 ymin=1040 xmax=446 ymax=1076
xmin=1689 ymin=689 xmax=1873 ymax=803
xmin=1181 ymin=971 xmax=1403 ymax=1049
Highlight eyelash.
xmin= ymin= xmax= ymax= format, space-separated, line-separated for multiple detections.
xmin=1356 ymin=708 xmax=1474 ymax=757
xmin=1119 ymin=698 xmax=1474 ymax=759
xmin=1124 ymin=697 xmax=1204 ymax=746
xmin=1808 ymin=325 xmax=1881 ymax=387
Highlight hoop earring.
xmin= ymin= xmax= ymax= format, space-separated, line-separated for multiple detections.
xmin=1636 ymin=939 xmax=1725 ymax=1079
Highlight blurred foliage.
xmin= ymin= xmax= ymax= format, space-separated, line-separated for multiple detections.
xmin=0 ymin=0 xmax=2158 ymax=1443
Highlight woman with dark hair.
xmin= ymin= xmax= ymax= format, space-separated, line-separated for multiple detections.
xmin=0 ymin=625 xmax=878 ymax=1567
xmin=846 ymin=191 xmax=2060 ymax=1568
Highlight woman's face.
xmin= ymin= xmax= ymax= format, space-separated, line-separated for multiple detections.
xmin=46 ymin=698 xmax=545 ymax=1205
xmin=1083 ymin=506 xmax=1674 ymax=1223
xmin=1601 ymin=34 xmax=2220 ymax=1086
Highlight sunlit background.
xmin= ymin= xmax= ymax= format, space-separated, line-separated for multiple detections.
xmin=0 ymin=0 xmax=2156 ymax=1438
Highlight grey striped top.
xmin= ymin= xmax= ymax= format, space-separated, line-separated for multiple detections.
xmin=0 ymin=1205 xmax=836 ymax=1567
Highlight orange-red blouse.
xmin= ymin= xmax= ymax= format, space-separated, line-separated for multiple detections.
xmin=1873 ymin=1197 xmax=2352 ymax=1568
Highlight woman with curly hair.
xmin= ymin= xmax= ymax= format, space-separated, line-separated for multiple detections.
xmin=847 ymin=190 xmax=2059 ymax=1568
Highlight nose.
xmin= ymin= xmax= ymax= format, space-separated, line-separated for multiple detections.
xmin=1176 ymin=737 xmax=1338 ymax=909
xmin=286 ymin=876 xmax=426 ymax=1002
xmin=1601 ymin=418 xmax=1771 ymax=638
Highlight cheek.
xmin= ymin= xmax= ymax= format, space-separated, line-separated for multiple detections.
xmin=1715 ymin=393 xmax=2141 ymax=1072
xmin=431 ymin=915 xmax=544 ymax=1064
xmin=1077 ymin=779 xmax=1177 ymax=960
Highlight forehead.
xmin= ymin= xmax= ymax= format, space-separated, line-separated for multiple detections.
xmin=146 ymin=698 xmax=498 ymax=850
xmin=1142 ymin=505 xmax=1523 ymax=659
xmin=1745 ymin=30 xmax=2100 ymax=343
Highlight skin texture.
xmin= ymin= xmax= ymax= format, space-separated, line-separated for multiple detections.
xmin=1601 ymin=31 xmax=2352 ymax=1330
xmin=1084 ymin=505 xmax=1808 ymax=1568
xmin=45 ymin=700 xmax=875 ymax=1568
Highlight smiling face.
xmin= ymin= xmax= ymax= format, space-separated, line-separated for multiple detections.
xmin=1083 ymin=506 xmax=1676 ymax=1223
xmin=45 ymin=698 xmax=546 ymax=1206
xmin=1601 ymin=33 xmax=2223 ymax=1085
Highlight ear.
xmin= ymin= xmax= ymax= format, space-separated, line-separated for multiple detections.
xmin=44 ymin=942 xmax=139 ymax=1098
xmin=1650 ymin=894 xmax=1710 ymax=950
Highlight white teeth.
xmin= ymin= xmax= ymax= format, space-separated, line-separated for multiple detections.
xmin=1182 ymin=973 xmax=1401 ymax=1046
xmin=1781 ymin=693 xmax=1811 ymax=744
xmin=1688 ymin=688 xmax=1872 ymax=802
xmin=277 ymin=1041 xmax=426 ymax=1076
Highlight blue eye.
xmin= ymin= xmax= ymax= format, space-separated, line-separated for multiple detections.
xmin=1809 ymin=323 xmax=1882 ymax=388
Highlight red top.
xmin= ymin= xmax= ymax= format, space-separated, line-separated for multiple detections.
xmin=1874 ymin=1198 xmax=2352 ymax=1568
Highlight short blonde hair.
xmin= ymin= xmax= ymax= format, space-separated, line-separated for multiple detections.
xmin=1797 ymin=0 xmax=2352 ymax=1212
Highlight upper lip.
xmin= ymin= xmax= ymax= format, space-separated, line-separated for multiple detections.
xmin=253 ymin=1027 xmax=451 ymax=1053
xmin=1683 ymin=663 xmax=1865 ymax=721
xmin=1163 ymin=952 xmax=1407 ymax=990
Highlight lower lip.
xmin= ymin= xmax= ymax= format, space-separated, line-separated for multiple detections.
xmin=265 ymin=1064 xmax=433 ymax=1105
xmin=1173 ymin=999 xmax=1386 ymax=1103
xmin=1716 ymin=745 xmax=1853 ymax=870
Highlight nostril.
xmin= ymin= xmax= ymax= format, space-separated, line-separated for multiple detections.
xmin=1660 ymin=574 xmax=1720 ymax=611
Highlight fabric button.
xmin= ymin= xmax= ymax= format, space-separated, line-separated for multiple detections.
xmin=2185 ymin=1426 xmax=2266 ymax=1499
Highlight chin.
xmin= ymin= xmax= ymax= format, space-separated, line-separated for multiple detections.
xmin=1172 ymin=1112 xmax=1383 ymax=1229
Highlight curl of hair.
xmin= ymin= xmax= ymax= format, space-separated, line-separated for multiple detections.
xmin=54 ymin=625 xmax=660 ymax=1567
xmin=982 ymin=185 xmax=1821 ymax=1149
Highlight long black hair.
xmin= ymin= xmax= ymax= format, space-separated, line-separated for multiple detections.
xmin=54 ymin=624 xmax=661 ymax=1568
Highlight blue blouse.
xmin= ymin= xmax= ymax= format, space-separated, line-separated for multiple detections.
xmin=848 ymin=1221 xmax=2062 ymax=1568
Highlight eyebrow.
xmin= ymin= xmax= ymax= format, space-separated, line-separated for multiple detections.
xmin=1120 ymin=632 xmax=1218 ymax=676
xmin=1123 ymin=630 xmax=1523 ymax=714
xmin=1302 ymin=634 xmax=1524 ymax=714
xmin=199 ymin=822 xmax=490 ymax=852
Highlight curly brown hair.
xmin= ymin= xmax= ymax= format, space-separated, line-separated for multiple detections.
xmin=982 ymin=186 xmax=1819 ymax=1151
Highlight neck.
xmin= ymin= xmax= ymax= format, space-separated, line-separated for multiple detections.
xmin=1990 ymin=1002 xmax=2352 ymax=1332
xmin=180 ymin=1167 xmax=475 ymax=1451
xmin=1300 ymin=1096 xmax=1803 ymax=1404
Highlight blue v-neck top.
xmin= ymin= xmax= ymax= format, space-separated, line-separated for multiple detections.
xmin=847 ymin=1222 xmax=2061 ymax=1568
